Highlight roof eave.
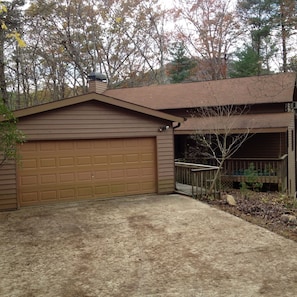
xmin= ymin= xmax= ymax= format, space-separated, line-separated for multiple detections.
xmin=7 ymin=93 xmax=184 ymax=124
xmin=175 ymin=127 xmax=289 ymax=135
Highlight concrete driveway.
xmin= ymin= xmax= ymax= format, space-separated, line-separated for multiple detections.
xmin=1 ymin=194 xmax=297 ymax=297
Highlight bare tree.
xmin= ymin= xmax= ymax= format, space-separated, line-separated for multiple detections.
xmin=190 ymin=104 xmax=252 ymax=194
xmin=172 ymin=0 xmax=242 ymax=80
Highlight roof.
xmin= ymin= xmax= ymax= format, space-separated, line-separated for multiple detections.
xmin=104 ymin=73 xmax=296 ymax=110
xmin=175 ymin=112 xmax=293 ymax=134
xmin=1 ymin=92 xmax=184 ymax=123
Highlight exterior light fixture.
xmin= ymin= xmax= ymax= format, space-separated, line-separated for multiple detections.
xmin=159 ymin=125 xmax=170 ymax=132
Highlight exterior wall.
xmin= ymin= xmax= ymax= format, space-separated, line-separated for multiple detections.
xmin=17 ymin=101 xmax=170 ymax=140
xmin=233 ymin=133 xmax=287 ymax=159
xmin=288 ymin=112 xmax=296 ymax=195
xmin=163 ymin=103 xmax=286 ymax=118
xmin=0 ymin=101 xmax=176 ymax=210
xmin=157 ymin=134 xmax=176 ymax=193
xmin=0 ymin=157 xmax=17 ymax=211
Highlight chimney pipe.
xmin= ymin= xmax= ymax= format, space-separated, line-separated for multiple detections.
xmin=88 ymin=72 xmax=107 ymax=94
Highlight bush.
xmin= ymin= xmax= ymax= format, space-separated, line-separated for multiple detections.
xmin=240 ymin=163 xmax=263 ymax=192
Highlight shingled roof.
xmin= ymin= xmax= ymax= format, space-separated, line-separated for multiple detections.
xmin=104 ymin=73 xmax=296 ymax=110
xmin=175 ymin=112 xmax=294 ymax=134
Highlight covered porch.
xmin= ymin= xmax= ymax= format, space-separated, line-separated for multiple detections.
xmin=174 ymin=112 xmax=294 ymax=194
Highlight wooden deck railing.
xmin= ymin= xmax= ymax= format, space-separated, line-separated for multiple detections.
xmin=221 ymin=155 xmax=288 ymax=191
xmin=175 ymin=155 xmax=288 ymax=195
xmin=175 ymin=162 xmax=220 ymax=199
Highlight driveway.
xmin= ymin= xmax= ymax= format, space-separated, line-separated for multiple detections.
xmin=1 ymin=194 xmax=297 ymax=297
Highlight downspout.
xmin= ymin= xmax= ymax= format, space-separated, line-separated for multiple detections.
xmin=173 ymin=122 xmax=181 ymax=130
xmin=173 ymin=117 xmax=186 ymax=130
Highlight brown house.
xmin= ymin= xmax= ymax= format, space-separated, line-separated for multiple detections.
xmin=0 ymin=87 xmax=183 ymax=210
xmin=105 ymin=73 xmax=297 ymax=195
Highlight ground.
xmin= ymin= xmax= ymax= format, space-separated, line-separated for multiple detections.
xmin=1 ymin=194 xmax=297 ymax=297
xmin=203 ymin=190 xmax=297 ymax=242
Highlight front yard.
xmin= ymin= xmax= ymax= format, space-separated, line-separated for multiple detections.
xmin=1 ymin=194 xmax=297 ymax=297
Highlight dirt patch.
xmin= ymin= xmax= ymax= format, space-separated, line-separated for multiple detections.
xmin=203 ymin=190 xmax=297 ymax=242
xmin=1 ymin=194 xmax=297 ymax=297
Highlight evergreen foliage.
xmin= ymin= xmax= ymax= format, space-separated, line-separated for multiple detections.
xmin=230 ymin=46 xmax=263 ymax=78
xmin=168 ymin=42 xmax=196 ymax=84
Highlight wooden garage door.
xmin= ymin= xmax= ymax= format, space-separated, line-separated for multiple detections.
xmin=18 ymin=138 xmax=156 ymax=206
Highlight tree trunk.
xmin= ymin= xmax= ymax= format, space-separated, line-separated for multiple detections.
xmin=208 ymin=161 xmax=223 ymax=196
xmin=0 ymin=30 xmax=8 ymax=105
xmin=280 ymin=4 xmax=288 ymax=72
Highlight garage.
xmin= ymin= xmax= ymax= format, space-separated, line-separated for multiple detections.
xmin=0 ymin=92 xmax=183 ymax=210
xmin=18 ymin=138 xmax=156 ymax=207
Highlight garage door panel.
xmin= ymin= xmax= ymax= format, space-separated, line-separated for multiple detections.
xmin=126 ymin=182 xmax=140 ymax=190
xmin=77 ymin=171 xmax=92 ymax=181
xmin=93 ymin=155 xmax=108 ymax=165
xmin=41 ymin=190 xmax=58 ymax=201
xmin=59 ymin=172 xmax=75 ymax=183
xmin=111 ymin=183 xmax=126 ymax=194
xmin=76 ymin=156 xmax=92 ymax=166
xmin=110 ymin=154 xmax=124 ymax=164
xmin=40 ymin=174 xmax=57 ymax=184
xmin=59 ymin=157 xmax=75 ymax=167
xmin=94 ymin=185 xmax=110 ymax=196
xmin=22 ymin=192 xmax=38 ymax=202
xmin=40 ymin=142 xmax=56 ymax=151
xmin=77 ymin=187 xmax=93 ymax=198
xmin=60 ymin=188 xmax=76 ymax=199
xmin=142 ymin=167 xmax=155 ymax=175
xmin=141 ymin=153 xmax=154 ymax=162
xmin=40 ymin=158 xmax=57 ymax=168
xmin=58 ymin=141 xmax=75 ymax=150
xmin=18 ymin=138 xmax=156 ymax=206
xmin=21 ymin=142 xmax=38 ymax=152
xmin=21 ymin=159 xmax=38 ymax=169
xmin=93 ymin=170 xmax=109 ymax=180
xmin=142 ymin=181 xmax=155 ymax=191
xmin=110 ymin=139 xmax=124 ymax=149
xmin=126 ymin=154 xmax=140 ymax=163
xmin=126 ymin=168 xmax=140 ymax=177
xmin=20 ymin=175 xmax=38 ymax=186
xmin=76 ymin=141 xmax=93 ymax=149
xmin=111 ymin=169 xmax=124 ymax=178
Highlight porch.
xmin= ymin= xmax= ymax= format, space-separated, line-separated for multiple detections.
xmin=175 ymin=155 xmax=288 ymax=197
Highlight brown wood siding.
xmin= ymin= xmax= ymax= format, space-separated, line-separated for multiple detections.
xmin=233 ymin=133 xmax=287 ymax=159
xmin=157 ymin=134 xmax=176 ymax=193
xmin=17 ymin=101 xmax=169 ymax=141
xmin=249 ymin=103 xmax=285 ymax=114
xmin=0 ymin=158 xmax=17 ymax=210
xmin=163 ymin=103 xmax=286 ymax=118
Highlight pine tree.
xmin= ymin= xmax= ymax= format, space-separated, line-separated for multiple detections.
xmin=230 ymin=46 xmax=263 ymax=78
xmin=168 ymin=42 xmax=196 ymax=83
xmin=237 ymin=0 xmax=278 ymax=74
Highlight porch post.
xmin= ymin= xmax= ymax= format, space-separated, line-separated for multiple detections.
xmin=287 ymin=112 xmax=296 ymax=195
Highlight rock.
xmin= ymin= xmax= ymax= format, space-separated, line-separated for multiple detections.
xmin=280 ymin=214 xmax=297 ymax=225
xmin=225 ymin=194 xmax=236 ymax=206
xmin=280 ymin=214 xmax=289 ymax=223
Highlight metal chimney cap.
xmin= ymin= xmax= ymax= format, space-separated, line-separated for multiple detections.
xmin=87 ymin=72 xmax=107 ymax=81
